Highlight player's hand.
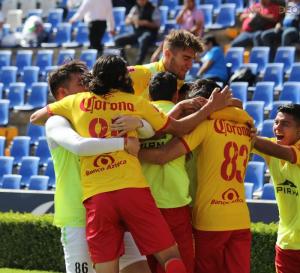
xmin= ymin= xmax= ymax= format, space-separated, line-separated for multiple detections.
xmin=248 ymin=122 xmax=257 ymax=139
xmin=125 ymin=137 xmax=140 ymax=157
xmin=178 ymin=97 xmax=207 ymax=114
xmin=111 ymin=115 xmax=143 ymax=136
xmin=208 ymin=85 xmax=232 ymax=112
xmin=109 ymin=29 xmax=116 ymax=36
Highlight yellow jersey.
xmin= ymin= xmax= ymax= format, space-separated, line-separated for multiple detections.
xmin=129 ymin=59 xmax=184 ymax=99
xmin=254 ymin=139 xmax=300 ymax=250
xmin=48 ymin=90 xmax=169 ymax=201
xmin=181 ymin=107 xmax=252 ymax=231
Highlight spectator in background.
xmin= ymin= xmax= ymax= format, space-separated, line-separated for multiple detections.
xmin=61 ymin=0 xmax=82 ymax=20
xmin=260 ymin=0 xmax=300 ymax=60
xmin=20 ymin=15 xmax=49 ymax=47
xmin=114 ymin=0 xmax=160 ymax=65
xmin=69 ymin=0 xmax=115 ymax=55
xmin=197 ymin=35 xmax=228 ymax=85
xmin=176 ymin=0 xmax=204 ymax=37
xmin=0 ymin=10 xmax=4 ymax=43
xmin=151 ymin=0 xmax=204 ymax=62
xmin=231 ymin=0 xmax=282 ymax=47
xmin=113 ymin=0 xmax=137 ymax=14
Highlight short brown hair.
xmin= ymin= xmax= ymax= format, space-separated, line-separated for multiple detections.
xmin=163 ymin=29 xmax=203 ymax=53
xmin=48 ymin=60 xmax=89 ymax=99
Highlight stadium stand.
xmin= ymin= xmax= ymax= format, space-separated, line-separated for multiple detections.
xmin=45 ymin=158 xmax=55 ymax=189
xmin=244 ymin=182 xmax=254 ymax=200
xmin=252 ymin=81 xmax=274 ymax=111
xmin=0 ymin=99 xmax=10 ymax=126
xmin=261 ymin=183 xmax=276 ymax=200
xmin=10 ymin=136 xmax=31 ymax=165
xmin=225 ymin=47 xmax=244 ymax=73
xmin=28 ymin=175 xmax=49 ymax=190
xmin=230 ymin=82 xmax=248 ymax=106
xmin=1 ymin=174 xmax=22 ymax=189
xmin=0 ymin=136 xmax=5 ymax=156
xmin=26 ymin=123 xmax=45 ymax=146
xmin=34 ymin=136 xmax=51 ymax=166
xmin=19 ymin=156 xmax=40 ymax=188
xmin=245 ymin=161 xmax=265 ymax=192
xmin=0 ymin=156 xmax=14 ymax=186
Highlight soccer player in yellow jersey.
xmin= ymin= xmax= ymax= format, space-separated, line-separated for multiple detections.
xmin=128 ymin=29 xmax=203 ymax=99
xmin=252 ymin=104 xmax=300 ymax=273
xmin=30 ymin=56 xmax=232 ymax=273
xmin=139 ymin=79 xmax=254 ymax=273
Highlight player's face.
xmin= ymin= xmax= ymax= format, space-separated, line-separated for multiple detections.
xmin=65 ymin=73 xmax=86 ymax=96
xmin=273 ymin=112 xmax=300 ymax=145
xmin=166 ymin=48 xmax=195 ymax=80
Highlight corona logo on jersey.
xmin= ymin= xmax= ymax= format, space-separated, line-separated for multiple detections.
xmin=85 ymin=154 xmax=127 ymax=176
xmin=211 ymin=188 xmax=244 ymax=205
xmin=276 ymin=180 xmax=299 ymax=196
xmin=214 ymin=120 xmax=250 ymax=137
xmin=80 ymin=96 xmax=135 ymax=114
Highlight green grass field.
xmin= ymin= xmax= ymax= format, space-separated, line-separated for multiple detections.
xmin=0 ymin=269 xmax=61 ymax=273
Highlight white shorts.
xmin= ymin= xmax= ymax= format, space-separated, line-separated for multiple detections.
xmin=61 ymin=227 xmax=95 ymax=273
xmin=61 ymin=227 xmax=146 ymax=272
xmin=121 ymin=232 xmax=147 ymax=270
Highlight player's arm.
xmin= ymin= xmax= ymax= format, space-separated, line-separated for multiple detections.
xmin=231 ymin=98 xmax=243 ymax=109
xmin=111 ymin=115 xmax=155 ymax=138
xmin=30 ymin=106 xmax=49 ymax=125
xmin=165 ymin=86 xmax=232 ymax=136
xmin=168 ymin=97 xmax=242 ymax=119
xmin=46 ymin=116 xmax=139 ymax=156
xmin=139 ymin=137 xmax=187 ymax=165
xmin=253 ymin=136 xmax=296 ymax=163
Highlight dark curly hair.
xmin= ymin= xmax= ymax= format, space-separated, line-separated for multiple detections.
xmin=188 ymin=79 xmax=221 ymax=99
xmin=149 ymin=72 xmax=177 ymax=101
xmin=278 ymin=104 xmax=300 ymax=125
xmin=84 ymin=55 xmax=134 ymax=95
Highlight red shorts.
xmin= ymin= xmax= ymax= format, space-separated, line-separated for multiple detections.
xmin=193 ymin=229 xmax=251 ymax=273
xmin=147 ymin=206 xmax=194 ymax=273
xmin=275 ymin=245 xmax=300 ymax=273
xmin=83 ymin=188 xmax=175 ymax=264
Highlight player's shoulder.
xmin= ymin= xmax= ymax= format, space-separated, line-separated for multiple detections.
xmin=293 ymin=139 xmax=300 ymax=152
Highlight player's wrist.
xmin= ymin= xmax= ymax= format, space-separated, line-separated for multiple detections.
xmin=124 ymin=137 xmax=128 ymax=150
xmin=138 ymin=119 xmax=144 ymax=128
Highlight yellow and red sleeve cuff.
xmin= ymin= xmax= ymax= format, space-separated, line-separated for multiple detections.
xmin=290 ymin=146 xmax=298 ymax=164
xmin=156 ymin=116 xmax=171 ymax=134
xmin=46 ymin=105 xmax=54 ymax=116
xmin=179 ymin=138 xmax=191 ymax=153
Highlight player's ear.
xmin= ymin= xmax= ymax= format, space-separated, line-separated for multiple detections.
xmin=56 ymin=87 xmax=67 ymax=100
xmin=164 ymin=48 xmax=172 ymax=59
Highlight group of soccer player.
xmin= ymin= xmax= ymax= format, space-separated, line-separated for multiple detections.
xmin=30 ymin=29 xmax=300 ymax=273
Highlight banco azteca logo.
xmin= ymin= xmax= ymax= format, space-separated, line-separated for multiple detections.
xmin=276 ymin=180 xmax=299 ymax=196
xmin=211 ymin=188 xmax=243 ymax=205
xmin=222 ymin=188 xmax=240 ymax=201
xmin=93 ymin=154 xmax=115 ymax=167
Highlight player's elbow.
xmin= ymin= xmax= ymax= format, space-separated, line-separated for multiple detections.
xmin=30 ymin=112 xmax=39 ymax=125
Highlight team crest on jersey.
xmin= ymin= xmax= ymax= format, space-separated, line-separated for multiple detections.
xmin=85 ymin=154 xmax=127 ymax=176
xmin=211 ymin=188 xmax=244 ymax=205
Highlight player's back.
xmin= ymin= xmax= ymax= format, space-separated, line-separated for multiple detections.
xmin=181 ymin=107 xmax=253 ymax=231
xmin=195 ymin=118 xmax=251 ymax=231
xmin=48 ymin=90 xmax=168 ymax=201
